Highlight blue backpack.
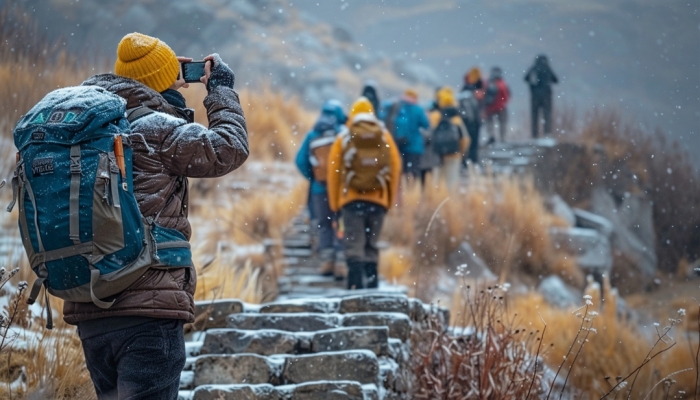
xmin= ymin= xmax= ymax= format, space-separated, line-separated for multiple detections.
xmin=7 ymin=86 xmax=192 ymax=328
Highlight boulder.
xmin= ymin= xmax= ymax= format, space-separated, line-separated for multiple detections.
xmin=545 ymin=195 xmax=576 ymax=226
xmin=550 ymin=227 xmax=613 ymax=273
xmin=538 ymin=275 xmax=580 ymax=309
xmin=446 ymin=242 xmax=496 ymax=280
xmin=573 ymin=208 xmax=613 ymax=237
xmin=589 ymin=188 xmax=657 ymax=277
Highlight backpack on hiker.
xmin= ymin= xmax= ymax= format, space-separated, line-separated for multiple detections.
xmin=431 ymin=115 xmax=461 ymax=156
xmin=341 ymin=115 xmax=392 ymax=193
xmin=7 ymin=86 xmax=192 ymax=328
xmin=308 ymin=114 xmax=338 ymax=183
xmin=384 ymin=102 xmax=408 ymax=148
xmin=458 ymin=91 xmax=479 ymax=125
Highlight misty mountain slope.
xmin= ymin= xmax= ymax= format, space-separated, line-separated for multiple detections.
xmin=12 ymin=0 xmax=441 ymax=107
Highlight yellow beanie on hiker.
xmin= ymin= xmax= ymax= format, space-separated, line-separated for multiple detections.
xmin=114 ymin=33 xmax=179 ymax=93
xmin=347 ymin=96 xmax=375 ymax=124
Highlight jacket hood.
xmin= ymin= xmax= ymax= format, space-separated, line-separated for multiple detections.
xmin=321 ymin=99 xmax=347 ymax=125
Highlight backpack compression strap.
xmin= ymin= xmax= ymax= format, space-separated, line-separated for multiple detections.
xmin=126 ymin=106 xmax=155 ymax=123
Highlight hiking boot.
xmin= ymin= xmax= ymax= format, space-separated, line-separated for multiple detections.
xmin=364 ymin=262 xmax=379 ymax=289
xmin=318 ymin=261 xmax=334 ymax=277
xmin=334 ymin=261 xmax=348 ymax=281
xmin=347 ymin=261 xmax=365 ymax=290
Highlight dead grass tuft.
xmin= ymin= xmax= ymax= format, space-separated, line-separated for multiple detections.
xmin=383 ymin=171 xmax=580 ymax=291
xmin=509 ymin=277 xmax=697 ymax=398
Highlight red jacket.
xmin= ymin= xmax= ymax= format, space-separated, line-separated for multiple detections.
xmin=485 ymin=79 xmax=510 ymax=115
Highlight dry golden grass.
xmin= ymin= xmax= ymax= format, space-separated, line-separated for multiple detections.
xmin=507 ymin=278 xmax=698 ymax=399
xmin=383 ymin=171 xmax=580 ymax=293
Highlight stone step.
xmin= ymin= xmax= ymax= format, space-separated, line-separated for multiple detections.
xmin=193 ymin=350 xmax=379 ymax=387
xmin=282 ymin=248 xmax=314 ymax=258
xmin=223 ymin=312 xmax=411 ymax=341
xmin=200 ymin=326 xmax=390 ymax=357
xmin=282 ymin=238 xmax=312 ymax=249
xmin=278 ymin=275 xmax=343 ymax=289
xmin=189 ymin=381 xmax=378 ymax=400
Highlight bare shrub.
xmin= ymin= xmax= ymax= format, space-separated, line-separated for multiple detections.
xmin=410 ymin=283 xmax=546 ymax=399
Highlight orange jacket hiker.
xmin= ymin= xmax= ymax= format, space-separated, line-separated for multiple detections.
xmin=327 ymin=97 xmax=402 ymax=212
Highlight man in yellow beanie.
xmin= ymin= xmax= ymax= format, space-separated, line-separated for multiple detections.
xmin=68 ymin=32 xmax=248 ymax=399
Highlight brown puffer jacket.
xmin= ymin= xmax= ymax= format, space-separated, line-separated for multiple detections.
xmin=63 ymin=74 xmax=248 ymax=325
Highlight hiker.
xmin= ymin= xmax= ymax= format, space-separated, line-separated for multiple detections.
xmin=383 ymin=89 xmax=430 ymax=179
xmin=462 ymin=67 xmax=484 ymax=92
xmin=66 ymin=33 xmax=248 ymax=399
xmin=361 ymin=80 xmax=381 ymax=119
xmin=295 ymin=100 xmax=347 ymax=279
xmin=525 ymin=54 xmax=558 ymax=138
xmin=459 ymin=69 xmax=484 ymax=165
xmin=483 ymin=66 xmax=511 ymax=144
xmin=327 ymin=97 xmax=401 ymax=290
xmin=428 ymin=87 xmax=469 ymax=189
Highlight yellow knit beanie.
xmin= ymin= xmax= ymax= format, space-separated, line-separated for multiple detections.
xmin=114 ymin=33 xmax=179 ymax=93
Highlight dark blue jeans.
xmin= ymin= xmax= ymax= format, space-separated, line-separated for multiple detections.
xmin=79 ymin=318 xmax=185 ymax=400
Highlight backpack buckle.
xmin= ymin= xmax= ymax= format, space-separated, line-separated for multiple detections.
xmin=69 ymin=157 xmax=81 ymax=174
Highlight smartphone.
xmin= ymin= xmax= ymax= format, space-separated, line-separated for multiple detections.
xmin=181 ymin=61 xmax=206 ymax=83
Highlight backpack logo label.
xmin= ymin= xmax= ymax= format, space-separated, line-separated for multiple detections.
xmin=32 ymin=130 xmax=46 ymax=141
xmin=32 ymin=157 xmax=54 ymax=177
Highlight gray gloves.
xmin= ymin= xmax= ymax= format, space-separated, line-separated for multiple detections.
xmin=207 ymin=53 xmax=235 ymax=91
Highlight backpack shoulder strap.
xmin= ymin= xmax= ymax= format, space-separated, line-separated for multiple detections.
xmin=126 ymin=106 xmax=155 ymax=124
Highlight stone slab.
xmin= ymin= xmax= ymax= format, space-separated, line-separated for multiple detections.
xmin=193 ymin=354 xmax=282 ymax=386
xmin=283 ymin=350 xmax=379 ymax=385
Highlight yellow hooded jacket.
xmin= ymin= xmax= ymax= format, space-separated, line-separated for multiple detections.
xmin=429 ymin=87 xmax=470 ymax=158
xmin=327 ymin=97 xmax=402 ymax=212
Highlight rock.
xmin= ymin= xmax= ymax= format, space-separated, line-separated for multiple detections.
xmin=446 ymin=242 xmax=496 ymax=280
xmin=279 ymin=381 xmax=364 ymax=400
xmin=192 ymin=384 xmax=279 ymax=400
xmin=194 ymin=300 xmax=244 ymax=329
xmin=589 ymin=188 xmax=657 ymax=277
xmin=339 ymin=295 xmax=410 ymax=315
xmin=545 ymin=195 xmax=576 ymax=226
xmin=200 ymin=329 xmax=310 ymax=356
xmin=193 ymin=354 xmax=281 ymax=386
xmin=282 ymin=350 xmax=379 ymax=385
xmin=550 ymin=227 xmax=613 ymax=273
xmin=573 ymin=208 xmax=614 ymax=237
xmin=227 ymin=313 xmax=340 ymax=332
xmin=341 ymin=313 xmax=411 ymax=342
xmin=538 ymin=275 xmax=580 ymax=309
xmin=311 ymin=327 xmax=389 ymax=356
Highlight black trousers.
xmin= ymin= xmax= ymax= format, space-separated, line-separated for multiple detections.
xmin=531 ymin=94 xmax=553 ymax=138
xmin=79 ymin=318 xmax=185 ymax=400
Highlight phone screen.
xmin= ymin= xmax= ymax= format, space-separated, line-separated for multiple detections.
xmin=181 ymin=61 xmax=206 ymax=83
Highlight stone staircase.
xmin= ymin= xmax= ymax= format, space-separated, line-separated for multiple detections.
xmin=179 ymin=210 xmax=443 ymax=399
xmin=180 ymin=294 xmax=447 ymax=400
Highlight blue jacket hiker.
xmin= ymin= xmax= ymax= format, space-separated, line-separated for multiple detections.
xmin=295 ymin=100 xmax=347 ymax=278
xmin=383 ymin=89 xmax=430 ymax=178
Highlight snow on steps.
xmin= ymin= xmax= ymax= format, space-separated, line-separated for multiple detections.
xmin=178 ymin=212 xmax=445 ymax=399
xmin=185 ymin=294 xmax=448 ymax=399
